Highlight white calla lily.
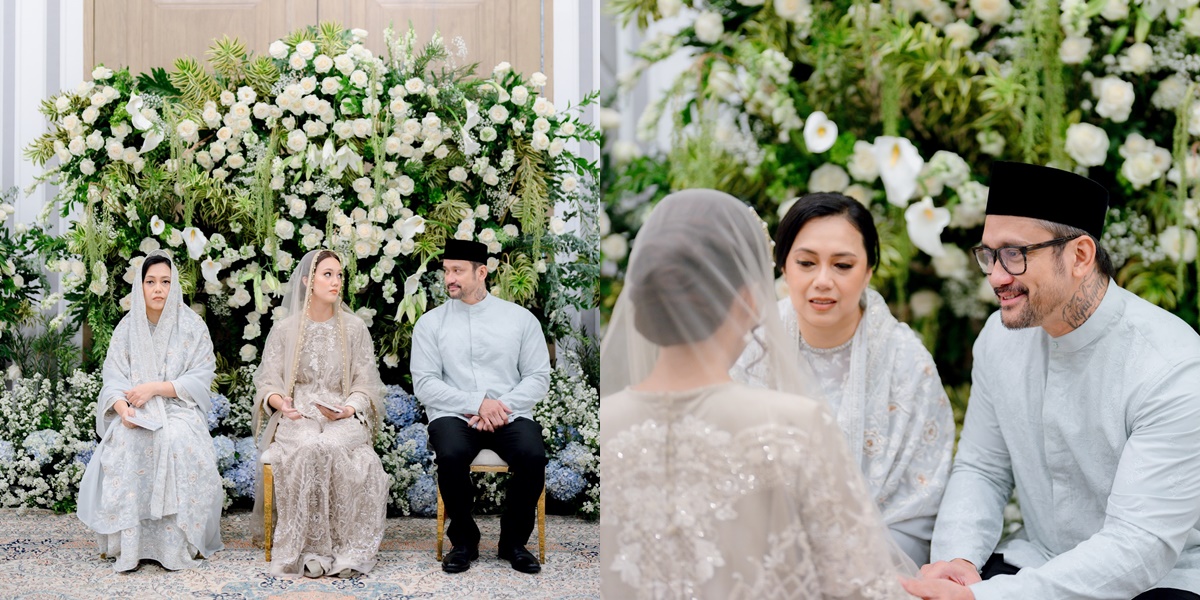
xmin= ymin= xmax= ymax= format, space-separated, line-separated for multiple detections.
xmin=872 ymin=136 xmax=924 ymax=207
xmin=140 ymin=126 xmax=164 ymax=154
xmin=181 ymin=226 xmax=209 ymax=260
xmin=125 ymin=94 xmax=153 ymax=131
xmin=200 ymin=258 xmax=223 ymax=283
xmin=803 ymin=111 xmax=838 ymax=153
xmin=398 ymin=215 xmax=426 ymax=239
xmin=331 ymin=145 xmax=363 ymax=176
xmin=404 ymin=272 xmax=421 ymax=297
xmin=150 ymin=215 xmax=166 ymax=235
xmin=904 ymin=196 xmax=951 ymax=257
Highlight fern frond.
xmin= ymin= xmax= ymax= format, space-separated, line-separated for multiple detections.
xmin=169 ymin=57 xmax=221 ymax=109
xmin=207 ymin=36 xmax=249 ymax=83
xmin=511 ymin=138 xmax=550 ymax=238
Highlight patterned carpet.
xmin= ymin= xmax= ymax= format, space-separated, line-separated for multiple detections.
xmin=0 ymin=509 xmax=599 ymax=599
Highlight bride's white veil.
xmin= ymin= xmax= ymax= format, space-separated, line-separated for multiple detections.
xmin=600 ymin=188 xmax=821 ymax=401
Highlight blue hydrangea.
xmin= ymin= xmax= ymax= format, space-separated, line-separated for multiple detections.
xmin=383 ymin=385 xmax=421 ymax=428
xmin=227 ymin=458 xmax=257 ymax=499
xmin=407 ymin=472 xmax=437 ymax=517
xmin=23 ymin=429 xmax=62 ymax=467
xmin=212 ymin=435 xmax=236 ymax=472
xmin=557 ymin=441 xmax=593 ymax=473
xmin=208 ymin=394 xmax=230 ymax=431
xmin=554 ymin=424 xmax=582 ymax=445
xmin=545 ymin=459 xmax=586 ymax=502
xmin=234 ymin=436 xmax=257 ymax=463
xmin=394 ymin=423 xmax=430 ymax=463
xmin=0 ymin=440 xmax=14 ymax=463
xmin=74 ymin=440 xmax=98 ymax=466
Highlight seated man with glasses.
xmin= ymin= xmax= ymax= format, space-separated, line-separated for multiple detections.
xmin=904 ymin=161 xmax=1200 ymax=600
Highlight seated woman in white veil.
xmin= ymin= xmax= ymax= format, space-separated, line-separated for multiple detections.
xmin=253 ymin=249 xmax=389 ymax=578
xmin=77 ymin=250 xmax=224 ymax=572
xmin=600 ymin=189 xmax=916 ymax=599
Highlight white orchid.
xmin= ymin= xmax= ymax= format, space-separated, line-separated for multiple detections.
xmin=872 ymin=136 xmax=924 ymax=207
xmin=803 ymin=111 xmax=838 ymax=153
xmin=181 ymin=226 xmax=209 ymax=260
xmin=905 ymin=197 xmax=952 ymax=257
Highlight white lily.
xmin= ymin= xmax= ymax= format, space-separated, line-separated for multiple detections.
xmin=331 ymin=145 xmax=363 ymax=177
xmin=904 ymin=196 xmax=951 ymax=257
xmin=404 ymin=272 xmax=421 ymax=297
xmin=125 ymin=94 xmax=153 ymax=131
xmin=201 ymin=258 xmax=223 ymax=283
xmin=321 ymin=138 xmax=337 ymax=167
xmin=398 ymin=215 xmax=426 ymax=239
xmin=872 ymin=136 xmax=924 ymax=207
xmin=803 ymin=111 xmax=838 ymax=153
xmin=181 ymin=226 xmax=209 ymax=260
xmin=150 ymin=215 xmax=166 ymax=235
xmin=140 ymin=126 xmax=164 ymax=154
xmin=464 ymin=100 xmax=481 ymax=131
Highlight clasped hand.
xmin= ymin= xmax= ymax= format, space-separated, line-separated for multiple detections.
xmin=118 ymin=382 xmax=164 ymax=428
xmin=467 ymin=397 xmax=512 ymax=432
xmin=901 ymin=559 xmax=979 ymax=600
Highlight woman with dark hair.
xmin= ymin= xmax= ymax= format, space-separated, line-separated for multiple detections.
xmin=77 ymin=250 xmax=224 ymax=572
xmin=735 ymin=192 xmax=955 ymax=565
xmin=600 ymin=189 xmax=916 ymax=598
xmin=253 ymin=249 xmax=388 ymax=578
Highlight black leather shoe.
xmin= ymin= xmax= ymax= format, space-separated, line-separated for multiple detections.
xmin=498 ymin=545 xmax=541 ymax=574
xmin=441 ymin=545 xmax=479 ymax=573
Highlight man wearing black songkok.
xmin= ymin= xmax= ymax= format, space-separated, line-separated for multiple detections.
xmin=906 ymin=162 xmax=1200 ymax=600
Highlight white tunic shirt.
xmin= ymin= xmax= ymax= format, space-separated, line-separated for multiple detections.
xmin=932 ymin=279 xmax=1200 ymax=599
xmin=410 ymin=293 xmax=551 ymax=424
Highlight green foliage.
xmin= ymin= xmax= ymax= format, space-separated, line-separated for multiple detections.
xmin=207 ymin=36 xmax=249 ymax=84
xmin=169 ymin=57 xmax=221 ymax=109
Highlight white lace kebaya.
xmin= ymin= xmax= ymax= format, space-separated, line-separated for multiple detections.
xmin=734 ymin=289 xmax=955 ymax=565
xmin=76 ymin=250 xmax=224 ymax=571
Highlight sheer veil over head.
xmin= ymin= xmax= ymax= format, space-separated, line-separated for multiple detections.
xmin=600 ymin=189 xmax=820 ymax=400
xmin=251 ymin=249 xmax=384 ymax=442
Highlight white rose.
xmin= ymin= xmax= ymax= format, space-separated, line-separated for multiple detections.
xmin=531 ymin=72 xmax=548 ymax=87
xmin=549 ymin=216 xmax=566 ymax=235
xmin=81 ymin=107 xmax=99 ymax=124
xmin=493 ymin=61 xmax=512 ymax=76
xmin=808 ymin=163 xmax=850 ymax=193
xmin=69 ymin=137 xmax=87 ymax=156
xmin=657 ymin=0 xmax=682 ymax=17
xmin=311 ymin=55 xmax=334 ymax=76
xmin=353 ymin=118 xmax=373 ymax=137
xmin=1152 ymin=75 xmax=1189 ymax=110
xmin=240 ymin=344 xmax=257 ymax=362
xmin=79 ymin=159 xmax=95 ymax=175
xmin=449 ymin=166 xmax=468 ymax=182
xmin=511 ymin=85 xmax=529 ymax=105
xmin=533 ymin=117 xmax=551 ymax=133
xmin=1065 ymin=123 xmax=1110 ymax=167
xmin=549 ymin=137 xmax=565 ymax=157
xmin=397 ymin=175 xmax=415 ymax=196
xmin=226 ymin=154 xmax=246 ymax=169
xmin=1118 ymin=42 xmax=1154 ymax=74
xmin=1101 ymin=0 xmax=1129 ymax=20
xmin=286 ymin=129 xmax=307 ymax=152
xmin=909 ymin=290 xmax=943 ymax=319
xmin=92 ymin=65 xmax=113 ymax=80
xmin=533 ymin=97 xmax=555 ymax=117
xmin=489 ymin=104 xmax=509 ymax=124
xmin=532 ymin=132 xmax=551 ymax=151
xmin=1059 ymin=36 xmax=1092 ymax=65
xmin=405 ymin=77 xmax=425 ymax=95
xmin=350 ymin=69 xmax=369 ymax=88
xmin=944 ymin=20 xmax=979 ymax=49
xmin=269 ymin=40 xmax=288 ymax=59
xmin=844 ymin=140 xmax=878 ymax=182
xmin=561 ymin=176 xmax=579 ymax=193
xmin=601 ymin=234 xmax=629 ymax=261
xmin=1122 ymin=152 xmax=1163 ymax=189
xmin=176 ymin=119 xmax=199 ymax=142
xmin=1094 ymin=76 xmax=1135 ymax=123
xmin=694 ymin=11 xmax=724 ymax=44
xmin=774 ymin=0 xmax=812 ymax=22
xmin=288 ymin=52 xmax=306 ymax=70
xmin=970 ymin=0 xmax=1012 ymax=24
xmin=1159 ymin=226 xmax=1199 ymax=262
xmin=219 ymin=90 xmax=236 ymax=106
xmin=480 ymin=126 xmax=498 ymax=143
xmin=295 ymin=40 xmax=316 ymax=60
xmin=932 ymin=244 xmax=970 ymax=280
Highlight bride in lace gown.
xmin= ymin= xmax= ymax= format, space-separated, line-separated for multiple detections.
xmin=253 ymin=249 xmax=388 ymax=577
xmin=600 ymin=189 xmax=916 ymax=599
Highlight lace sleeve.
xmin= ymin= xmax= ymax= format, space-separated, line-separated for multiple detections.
xmin=794 ymin=409 xmax=914 ymax=599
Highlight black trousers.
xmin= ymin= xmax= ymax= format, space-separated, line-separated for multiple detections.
xmin=427 ymin=416 xmax=547 ymax=550
xmin=981 ymin=554 xmax=1200 ymax=599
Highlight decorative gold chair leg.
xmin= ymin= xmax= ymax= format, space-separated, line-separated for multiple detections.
xmin=538 ymin=485 xmax=546 ymax=564
xmin=436 ymin=484 xmax=445 ymax=561
xmin=263 ymin=464 xmax=274 ymax=563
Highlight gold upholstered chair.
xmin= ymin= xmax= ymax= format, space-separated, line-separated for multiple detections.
xmin=435 ymin=448 xmax=547 ymax=563
xmin=260 ymin=444 xmax=277 ymax=561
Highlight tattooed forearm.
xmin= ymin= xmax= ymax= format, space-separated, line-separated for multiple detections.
xmin=1061 ymin=272 xmax=1108 ymax=329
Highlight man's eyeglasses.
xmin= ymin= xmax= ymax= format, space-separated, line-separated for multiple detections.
xmin=970 ymin=236 xmax=1079 ymax=276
